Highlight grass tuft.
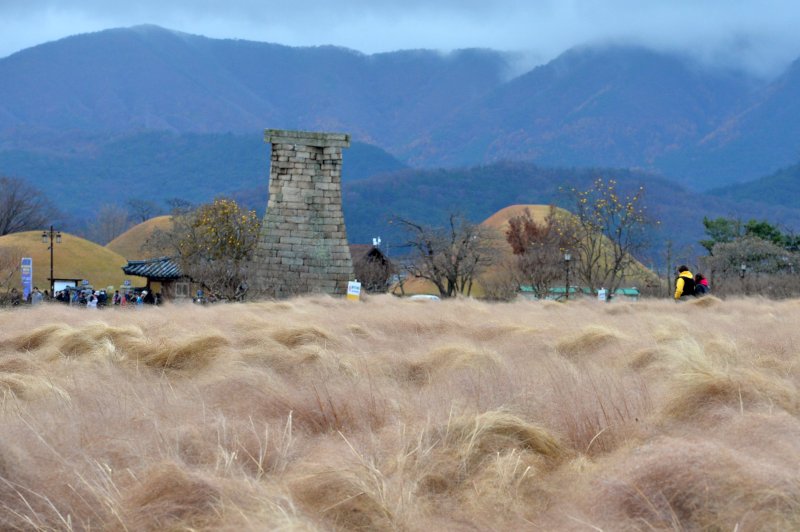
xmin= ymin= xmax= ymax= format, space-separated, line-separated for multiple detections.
xmin=555 ymin=325 xmax=624 ymax=358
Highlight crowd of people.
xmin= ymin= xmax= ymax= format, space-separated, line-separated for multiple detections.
xmin=3 ymin=271 xmax=711 ymax=306
xmin=6 ymin=286 xmax=162 ymax=308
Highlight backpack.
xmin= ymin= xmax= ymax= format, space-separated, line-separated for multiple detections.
xmin=678 ymin=275 xmax=696 ymax=297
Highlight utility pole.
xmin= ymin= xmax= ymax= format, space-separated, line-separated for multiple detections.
xmin=564 ymin=252 xmax=571 ymax=300
xmin=41 ymin=225 xmax=61 ymax=295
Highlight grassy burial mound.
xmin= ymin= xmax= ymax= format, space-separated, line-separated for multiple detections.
xmin=484 ymin=204 xmax=658 ymax=284
xmin=397 ymin=204 xmax=658 ymax=297
xmin=394 ymin=205 xmax=557 ymax=297
xmin=0 ymin=231 xmax=144 ymax=290
xmin=0 ymin=296 xmax=799 ymax=529
xmin=480 ymin=203 xmax=560 ymax=231
xmin=106 ymin=215 xmax=174 ymax=260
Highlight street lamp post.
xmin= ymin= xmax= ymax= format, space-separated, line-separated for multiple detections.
xmin=564 ymin=252 xmax=572 ymax=301
xmin=41 ymin=225 xmax=61 ymax=296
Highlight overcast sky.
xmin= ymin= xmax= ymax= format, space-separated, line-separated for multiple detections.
xmin=2 ymin=0 xmax=800 ymax=77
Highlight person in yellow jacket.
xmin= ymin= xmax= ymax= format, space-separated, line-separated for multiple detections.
xmin=674 ymin=265 xmax=696 ymax=300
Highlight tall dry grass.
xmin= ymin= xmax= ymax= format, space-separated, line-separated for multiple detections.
xmin=0 ymin=295 xmax=799 ymax=530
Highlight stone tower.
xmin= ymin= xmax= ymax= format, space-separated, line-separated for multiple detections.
xmin=252 ymin=129 xmax=354 ymax=298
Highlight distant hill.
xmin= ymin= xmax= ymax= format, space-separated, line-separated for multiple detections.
xmin=0 ymin=231 xmax=144 ymax=290
xmin=711 ymin=161 xmax=800 ymax=211
xmin=87 ymin=159 xmax=800 ymax=265
xmin=0 ymin=132 xmax=407 ymax=212
xmin=339 ymin=161 xmax=800 ymax=265
xmin=680 ymin=58 xmax=800 ymax=185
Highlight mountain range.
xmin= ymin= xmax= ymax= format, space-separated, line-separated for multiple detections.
xmin=1 ymin=25 xmax=799 ymax=257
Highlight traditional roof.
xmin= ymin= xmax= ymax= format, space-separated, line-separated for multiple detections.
xmin=349 ymin=244 xmax=389 ymax=264
xmin=122 ymin=256 xmax=183 ymax=280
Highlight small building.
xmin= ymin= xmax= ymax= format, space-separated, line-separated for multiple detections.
xmin=519 ymin=285 xmax=640 ymax=301
xmin=349 ymin=244 xmax=394 ymax=292
xmin=519 ymin=285 xmax=580 ymax=301
xmin=613 ymin=287 xmax=640 ymax=301
xmin=121 ymin=256 xmax=193 ymax=300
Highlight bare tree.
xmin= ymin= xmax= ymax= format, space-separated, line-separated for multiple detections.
xmin=0 ymin=246 xmax=23 ymax=300
xmin=0 ymin=176 xmax=55 ymax=236
xmin=86 ymin=204 xmax=131 ymax=244
xmin=164 ymin=197 xmax=194 ymax=215
xmin=505 ymin=206 xmax=576 ymax=299
xmin=702 ymin=236 xmax=799 ymax=297
xmin=126 ymin=198 xmax=161 ymax=224
xmin=393 ymin=213 xmax=497 ymax=298
xmin=480 ymin=257 xmax=524 ymax=301
xmin=564 ymin=178 xmax=652 ymax=294
xmin=146 ymin=198 xmax=261 ymax=301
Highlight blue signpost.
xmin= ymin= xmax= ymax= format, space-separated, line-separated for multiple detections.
xmin=21 ymin=258 xmax=33 ymax=300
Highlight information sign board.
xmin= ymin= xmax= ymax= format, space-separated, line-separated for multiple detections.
xmin=21 ymin=258 xmax=33 ymax=300
xmin=347 ymin=280 xmax=362 ymax=301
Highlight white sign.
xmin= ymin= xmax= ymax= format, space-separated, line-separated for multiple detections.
xmin=54 ymin=280 xmax=76 ymax=292
xmin=347 ymin=280 xmax=362 ymax=301
xmin=597 ymin=288 xmax=607 ymax=302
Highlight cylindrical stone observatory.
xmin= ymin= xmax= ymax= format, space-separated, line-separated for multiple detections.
xmin=253 ymin=129 xmax=354 ymax=298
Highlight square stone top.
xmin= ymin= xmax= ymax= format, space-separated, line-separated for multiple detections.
xmin=265 ymin=129 xmax=350 ymax=148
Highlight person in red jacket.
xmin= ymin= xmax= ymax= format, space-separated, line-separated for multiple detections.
xmin=694 ymin=273 xmax=710 ymax=296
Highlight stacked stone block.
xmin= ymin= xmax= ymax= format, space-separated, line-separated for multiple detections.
xmin=253 ymin=129 xmax=354 ymax=298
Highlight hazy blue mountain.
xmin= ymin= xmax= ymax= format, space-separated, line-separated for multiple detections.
xmin=711 ymin=161 xmax=800 ymax=210
xmin=0 ymin=25 xmax=510 ymax=150
xmin=409 ymin=46 xmax=758 ymax=178
xmin=671 ymin=58 xmax=800 ymax=187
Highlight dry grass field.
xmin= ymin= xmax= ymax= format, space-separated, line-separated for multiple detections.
xmin=0 ymin=295 xmax=799 ymax=530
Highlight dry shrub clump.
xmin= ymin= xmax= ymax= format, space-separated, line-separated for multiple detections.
xmin=289 ymin=463 xmax=394 ymax=531
xmin=555 ymin=324 xmax=624 ymax=358
xmin=123 ymin=462 xmax=223 ymax=530
xmin=686 ymin=294 xmax=723 ymax=308
xmin=660 ymin=338 xmax=800 ymax=419
xmin=403 ymin=344 xmax=503 ymax=384
xmin=597 ymin=436 xmax=800 ymax=530
xmin=1 ymin=319 xmax=229 ymax=373
xmin=444 ymin=410 xmax=566 ymax=467
xmin=0 ymin=296 xmax=798 ymax=529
